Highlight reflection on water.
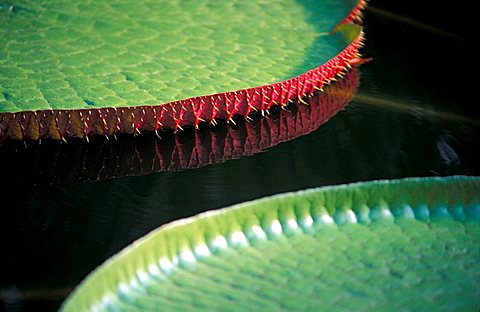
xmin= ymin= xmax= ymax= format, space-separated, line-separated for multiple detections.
xmin=353 ymin=93 xmax=480 ymax=126
xmin=1 ymin=2 xmax=479 ymax=311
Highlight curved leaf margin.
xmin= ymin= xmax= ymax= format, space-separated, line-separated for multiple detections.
xmin=62 ymin=175 xmax=480 ymax=311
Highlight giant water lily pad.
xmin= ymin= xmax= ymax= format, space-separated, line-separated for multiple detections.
xmin=62 ymin=176 xmax=480 ymax=311
xmin=0 ymin=0 xmax=364 ymax=140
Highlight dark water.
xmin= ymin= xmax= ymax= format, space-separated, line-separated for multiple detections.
xmin=0 ymin=1 xmax=478 ymax=311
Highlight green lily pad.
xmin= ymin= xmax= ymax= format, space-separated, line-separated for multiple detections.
xmin=0 ymin=0 xmax=359 ymax=112
xmin=62 ymin=176 xmax=480 ymax=311
xmin=0 ymin=0 xmax=364 ymax=140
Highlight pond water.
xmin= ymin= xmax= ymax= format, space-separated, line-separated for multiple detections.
xmin=0 ymin=2 xmax=478 ymax=311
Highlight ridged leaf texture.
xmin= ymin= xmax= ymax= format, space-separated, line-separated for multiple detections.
xmin=1 ymin=0 xmax=359 ymax=113
xmin=62 ymin=176 xmax=480 ymax=311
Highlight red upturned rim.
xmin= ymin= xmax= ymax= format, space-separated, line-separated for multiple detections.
xmin=1 ymin=68 xmax=359 ymax=186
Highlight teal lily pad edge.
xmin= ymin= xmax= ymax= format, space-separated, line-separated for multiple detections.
xmin=61 ymin=175 xmax=480 ymax=311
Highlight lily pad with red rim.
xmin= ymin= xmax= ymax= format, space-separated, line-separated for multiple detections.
xmin=0 ymin=0 xmax=365 ymax=140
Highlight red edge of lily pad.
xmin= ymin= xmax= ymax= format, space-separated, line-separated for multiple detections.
xmin=3 ymin=68 xmax=359 ymax=185
xmin=0 ymin=1 xmax=366 ymax=141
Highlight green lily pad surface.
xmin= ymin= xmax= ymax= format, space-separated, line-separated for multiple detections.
xmin=0 ymin=0 xmax=359 ymax=113
xmin=62 ymin=176 xmax=480 ymax=311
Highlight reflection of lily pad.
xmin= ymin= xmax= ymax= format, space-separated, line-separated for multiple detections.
xmin=62 ymin=176 xmax=480 ymax=311
xmin=0 ymin=0 xmax=364 ymax=140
